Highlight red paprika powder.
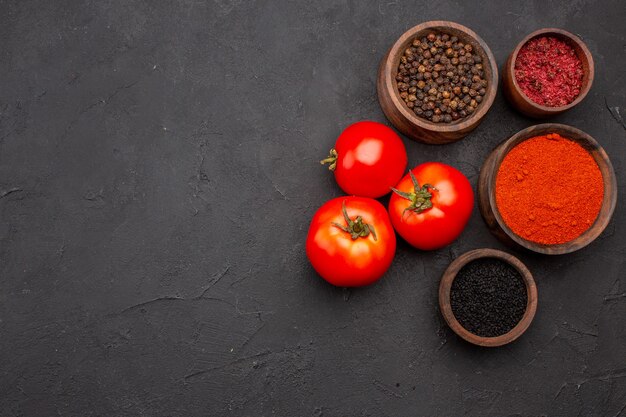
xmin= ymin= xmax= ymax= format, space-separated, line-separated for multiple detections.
xmin=495 ymin=133 xmax=603 ymax=245
xmin=515 ymin=36 xmax=583 ymax=107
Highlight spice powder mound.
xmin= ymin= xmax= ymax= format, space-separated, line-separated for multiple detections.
xmin=495 ymin=133 xmax=604 ymax=245
xmin=514 ymin=36 xmax=583 ymax=107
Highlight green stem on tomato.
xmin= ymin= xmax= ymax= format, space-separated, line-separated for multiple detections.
xmin=391 ymin=170 xmax=437 ymax=215
xmin=320 ymin=148 xmax=338 ymax=171
xmin=332 ymin=200 xmax=377 ymax=241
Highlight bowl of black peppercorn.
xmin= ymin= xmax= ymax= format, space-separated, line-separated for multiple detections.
xmin=439 ymin=248 xmax=538 ymax=347
xmin=377 ymin=21 xmax=498 ymax=144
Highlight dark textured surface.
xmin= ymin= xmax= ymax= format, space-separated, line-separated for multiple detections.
xmin=1 ymin=0 xmax=625 ymax=415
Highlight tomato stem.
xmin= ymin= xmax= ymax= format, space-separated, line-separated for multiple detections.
xmin=320 ymin=148 xmax=338 ymax=171
xmin=391 ymin=170 xmax=437 ymax=215
xmin=332 ymin=200 xmax=377 ymax=241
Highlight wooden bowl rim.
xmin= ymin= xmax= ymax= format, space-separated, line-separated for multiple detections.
xmin=438 ymin=248 xmax=538 ymax=347
xmin=507 ymin=28 xmax=594 ymax=113
xmin=487 ymin=123 xmax=617 ymax=254
xmin=382 ymin=20 xmax=498 ymax=133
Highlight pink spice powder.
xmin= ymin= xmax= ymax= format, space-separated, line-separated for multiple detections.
xmin=514 ymin=36 xmax=584 ymax=107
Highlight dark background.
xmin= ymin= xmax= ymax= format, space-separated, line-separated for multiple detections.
xmin=1 ymin=0 xmax=625 ymax=415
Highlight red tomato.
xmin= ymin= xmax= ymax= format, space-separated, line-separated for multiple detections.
xmin=306 ymin=197 xmax=396 ymax=287
xmin=388 ymin=163 xmax=474 ymax=250
xmin=321 ymin=121 xmax=407 ymax=198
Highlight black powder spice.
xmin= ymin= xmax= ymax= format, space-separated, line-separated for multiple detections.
xmin=450 ymin=257 xmax=527 ymax=337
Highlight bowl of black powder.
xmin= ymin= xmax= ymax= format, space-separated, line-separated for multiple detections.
xmin=439 ymin=248 xmax=537 ymax=347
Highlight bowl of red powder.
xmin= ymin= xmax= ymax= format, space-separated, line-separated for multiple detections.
xmin=502 ymin=28 xmax=594 ymax=118
xmin=478 ymin=124 xmax=616 ymax=255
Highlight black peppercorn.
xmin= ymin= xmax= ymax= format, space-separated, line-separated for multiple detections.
xmin=396 ymin=31 xmax=488 ymax=123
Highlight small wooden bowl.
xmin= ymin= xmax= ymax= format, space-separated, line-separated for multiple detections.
xmin=377 ymin=21 xmax=498 ymax=144
xmin=439 ymin=248 xmax=538 ymax=347
xmin=502 ymin=28 xmax=594 ymax=118
xmin=478 ymin=123 xmax=617 ymax=255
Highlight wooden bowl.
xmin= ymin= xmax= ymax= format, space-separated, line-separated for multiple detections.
xmin=502 ymin=28 xmax=594 ymax=118
xmin=478 ymin=123 xmax=617 ymax=255
xmin=377 ymin=21 xmax=498 ymax=144
xmin=439 ymin=248 xmax=538 ymax=347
